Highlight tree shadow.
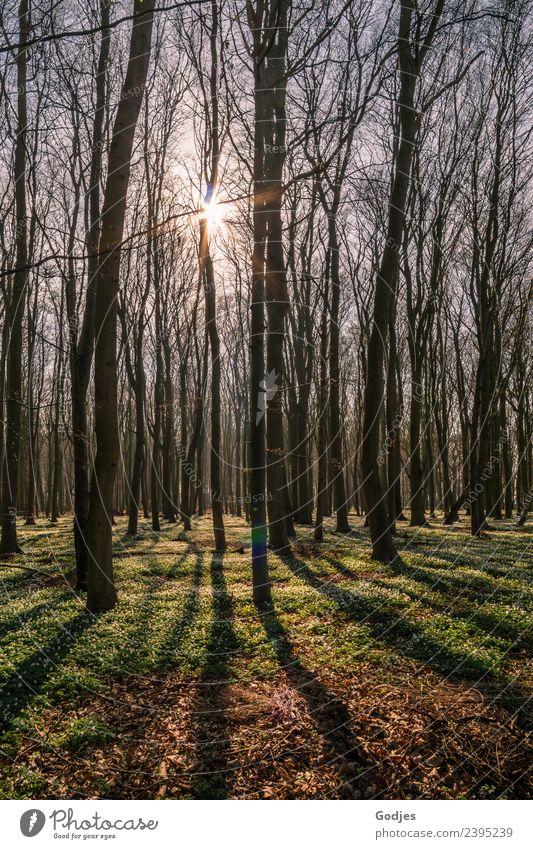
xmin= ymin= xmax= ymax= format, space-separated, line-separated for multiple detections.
xmin=0 ymin=569 xmax=46 ymax=593
xmin=260 ymin=604 xmax=368 ymax=792
xmin=0 ymin=592 xmax=73 ymax=640
xmin=403 ymin=547 xmax=528 ymax=584
xmin=378 ymin=556 xmax=532 ymax=648
xmin=281 ymin=554 xmax=531 ymax=721
xmin=321 ymin=549 xmax=530 ymax=648
xmin=188 ymin=553 xmax=238 ymax=799
xmin=0 ymin=609 xmax=95 ymax=732
xmin=377 ymin=574 xmax=530 ymax=647
xmin=113 ymin=546 xmax=200 ymax=674
xmin=157 ymin=550 xmax=204 ymax=670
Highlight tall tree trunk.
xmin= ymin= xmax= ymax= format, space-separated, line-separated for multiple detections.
xmin=250 ymin=144 xmax=270 ymax=601
xmin=266 ymin=216 xmax=291 ymax=552
xmin=25 ymin=280 xmax=39 ymax=525
xmin=201 ymin=0 xmax=226 ymax=551
xmin=51 ymin=294 xmax=65 ymax=523
xmin=235 ymin=403 xmax=243 ymax=517
xmin=409 ymin=366 xmax=426 ymax=526
xmin=328 ymin=217 xmax=350 ymax=533
xmin=386 ymin=310 xmax=402 ymax=530
xmin=70 ymin=0 xmax=110 ymax=588
xmin=180 ymin=334 xmax=207 ymax=530
xmin=178 ymin=349 xmax=189 ymax=528
xmin=500 ymin=395 xmax=513 ymax=519
xmin=263 ymin=2 xmax=291 ymax=555
xmin=362 ymin=0 xmax=442 ymax=560
xmin=87 ymin=0 xmax=155 ymax=613
xmin=435 ymin=325 xmax=453 ymax=515
xmin=162 ymin=337 xmax=176 ymax=522
xmin=129 ymin=354 xmax=145 ymax=536
xmin=1 ymin=0 xmax=29 ymax=554
xmin=119 ymin=290 xmax=148 ymax=537
xmin=151 ymin=289 xmax=163 ymax=532
xmin=248 ymin=0 xmax=292 ymax=601
xmin=314 ymin=276 xmax=329 ymax=542
xmin=202 ymin=217 xmax=226 ymax=550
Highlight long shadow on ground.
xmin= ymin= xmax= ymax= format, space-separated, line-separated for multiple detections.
xmin=282 ymin=554 xmax=532 ymax=725
xmin=322 ymin=553 xmax=532 ymax=648
xmin=189 ymin=553 xmax=239 ymax=799
xmin=157 ymin=549 xmax=204 ymax=670
xmin=0 ymin=592 xmax=73 ymax=640
xmin=0 ymin=610 xmax=94 ymax=732
xmin=260 ymin=605 xmax=369 ymax=795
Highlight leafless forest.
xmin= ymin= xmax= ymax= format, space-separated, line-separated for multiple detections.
xmin=0 ymin=0 xmax=531 ymax=801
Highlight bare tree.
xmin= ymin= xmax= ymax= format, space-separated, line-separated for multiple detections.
xmin=0 ymin=0 xmax=29 ymax=554
xmin=86 ymin=0 xmax=156 ymax=613
xmin=362 ymin=0 xmax=444 ymax=562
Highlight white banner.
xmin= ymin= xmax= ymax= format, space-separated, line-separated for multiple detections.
xmin=1 ymin=799 xmax=531 ymax=848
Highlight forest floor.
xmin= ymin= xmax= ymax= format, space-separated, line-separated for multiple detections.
xmin=0 ymin=512 xmax=531 ymax=800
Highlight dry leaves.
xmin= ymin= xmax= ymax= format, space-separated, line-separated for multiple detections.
xmin=6 ymin=664 xmax=531 ymax=799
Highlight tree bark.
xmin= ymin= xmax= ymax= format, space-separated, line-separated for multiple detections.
xmin=86 ymin=0 xmax=156 ymax=613
xmin=1 ymin=0 xmax=29 ymax=554
xmin=69 ymin=0 xmax=110 ymax=588
xmin=362 ymin=0 xmax=421 ymax=562
xmin=201 ymin=0 xmax=226 ymax=551
xmin=328 ymin=216 xmax=350 ymax=533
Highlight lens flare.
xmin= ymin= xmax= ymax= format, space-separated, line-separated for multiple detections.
xmin=202 ymin=198 xmax=226 ymax=229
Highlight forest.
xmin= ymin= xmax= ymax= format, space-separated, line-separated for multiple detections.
xmin=0 ymin=0 xmax=531 ymax=801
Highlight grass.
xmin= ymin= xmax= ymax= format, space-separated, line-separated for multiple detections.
xmin=0 ymin=512 xmax=531 ymax=800
xmin=52 ymin=716 xmax=116 ymax=752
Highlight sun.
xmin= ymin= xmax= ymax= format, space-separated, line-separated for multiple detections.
xmin=201 ymin=197 xmax=227 ymax=230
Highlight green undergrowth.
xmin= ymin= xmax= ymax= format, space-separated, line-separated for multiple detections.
xmin=0 ymin=512 xmax=531 ymax=797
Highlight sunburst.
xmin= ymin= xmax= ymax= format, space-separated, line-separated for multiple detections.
xmin=201 ymin=196 xmax=227 ymax=230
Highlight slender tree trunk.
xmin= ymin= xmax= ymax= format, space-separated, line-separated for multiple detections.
xmin=201 ymin=0 xmax=226 ymax=551
xmin=70 ymin=0 xmax=110 ymax=588
xmin=202 ymin=216 xmax=226 ymax=550
xmin=265 ymin=218 xmax=291 ymax=552
xmin=362 ymin=0 xmax=424 ymax=562
xmin=409 ymin=366 xmax=427 ymax=526
xmin=151 ymin=299 xmax=163 ymax=532
xmin=314 ymin=276 xmax=329 ymax=542
xmin=262 ymin=3 xmax=291 ymax=555
xmin=328 ymin=218 xmax=350 ymax=533
xmin=386 ymin=311 xmax=401 ymax=532
xmin=435 ymin=334 xmax=453 ymax=515
xmin=180 ymin=335 xmax=207 ymax=529
xmin=248 ymin=0 xmax=295 ymax=603
xmin=499 ymin=395 xmax=513 ymax=519
xmin=25 ymin=282 xmax=39 ymax=526
xmin=235 ymin=404 xmax=242 ymax=517
xmin=178 ymin=350 xmax=189 ymax=527
xmin=87 ymin=0 xmax=155 ymax=613
xmin=51 ymin=297 xmax=65 ymax=523
xmin=124 ymin=320 xmax=146 ymax=536
xmin=250 ymin=162 xmax=270 ymax=601
xmin=1 ymin=0 xmax=29 ymax=554
xmin=162 ymin=338 xmax=176 ymax=522
xmin=470 ymin=354 xmax=486 ymax=536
